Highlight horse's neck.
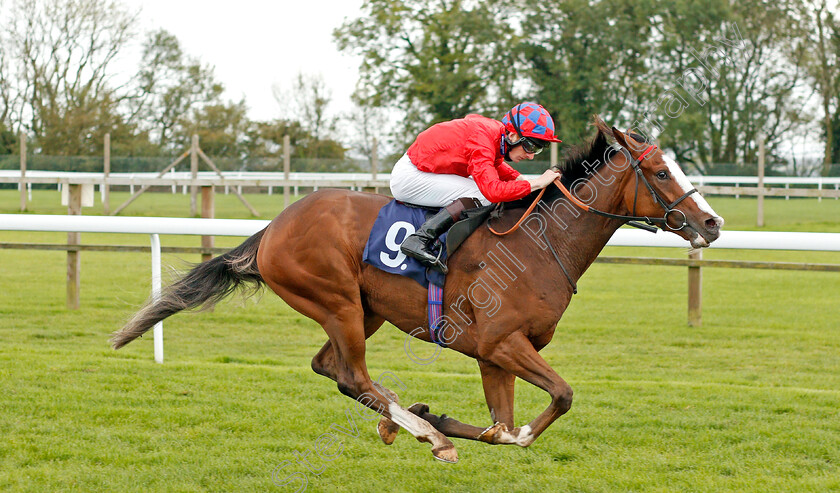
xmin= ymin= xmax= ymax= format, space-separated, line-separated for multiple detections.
xmin=543 ymin=166 xmax=632 ymax=282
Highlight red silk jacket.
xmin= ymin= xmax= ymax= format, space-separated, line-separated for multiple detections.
xmin=406 ymin=114 xmax=531 ymax=203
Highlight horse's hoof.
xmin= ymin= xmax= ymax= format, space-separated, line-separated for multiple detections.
xmin=432 ymin=443 xmax=459 ymax=463
xmin=377 ymin=417 xmax=400 ymax=445
xmin=477 ymin=422 xmax=508 ymax=444
xmin=408 ymin=402 xmax=430 ymax=416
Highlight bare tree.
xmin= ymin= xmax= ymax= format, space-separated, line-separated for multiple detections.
xmin=0 ymin=24 xmax=11 ymax=126
xmin=129 ymin=29 xmax=224 ymax=152
xmin=342 ymin=101 xmax=389 ymax=166
xmin=4 ymin=0 xmax=137 ymax=154
xmin=273 ymin=72 xmax=336 ymax=138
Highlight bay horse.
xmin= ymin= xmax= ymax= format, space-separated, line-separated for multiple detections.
xmin=112 ymin=118 xmax=723 ymax=463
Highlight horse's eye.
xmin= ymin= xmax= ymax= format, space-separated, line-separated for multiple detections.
xmin=656 ymin=171 xmax=669 ymax=180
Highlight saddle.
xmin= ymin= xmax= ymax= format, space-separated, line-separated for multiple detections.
xmin=399 ymin=201 xmax=498 ymax=258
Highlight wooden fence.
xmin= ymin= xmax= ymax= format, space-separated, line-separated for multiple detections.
xmin=2 ymin=215 xmax=838 ymax=341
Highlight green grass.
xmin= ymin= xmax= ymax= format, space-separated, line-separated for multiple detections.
xmin=1 ymin=190 xmax=839 ymax=492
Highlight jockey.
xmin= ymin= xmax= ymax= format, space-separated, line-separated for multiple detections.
xmin=391 ymin=102 xmax=562 ymax=273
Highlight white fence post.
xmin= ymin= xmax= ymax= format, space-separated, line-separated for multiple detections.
xmin=284 ymin=135 xmax=291 ymax=209
xmin=150 ymin=233 xmax=163 ymax=364
xmin=19 ymin=134 xmax=26 ymax=212
xmin=757 ymin=134 xmax=765 ymax=227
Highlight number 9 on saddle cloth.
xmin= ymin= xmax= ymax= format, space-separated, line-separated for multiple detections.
xmin=362 ymin=198 xmax=495 ymax=288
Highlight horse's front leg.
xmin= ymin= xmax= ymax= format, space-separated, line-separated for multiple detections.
xmin=402 ymin=333 xmax=569 ymax=447
xmin=481 ymin=331 xmax=573 ymax=446
xmin=401 ymin=362 xmax=517 ymax=444
xmin=478 ymin=360 xmax=515 ymax=429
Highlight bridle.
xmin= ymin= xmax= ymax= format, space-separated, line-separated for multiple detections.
xmin=487 ymin=142 xmax=700 ymax=295
xmin=622 ymin=145 xmax=698 ymax=231
xmin=551 ymin=144 xmax=698 ymax=232
xmin=489 ymin=143 xmax=699 ymax=235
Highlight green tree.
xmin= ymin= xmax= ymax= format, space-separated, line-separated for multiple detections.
xmin=34 ymin=92 xmax=139 ymax=156
xmin=830 ymin=114 xmax=840 ymax=175
xmin=248 ymin=119 xmax=304 ymax=159
xmin=522 ymin=0 xmax=660 ymax=144
xmin=647 ymin=0 xmax=810 ymax=174
xmin=177 ymin=99 xmax=251 ymax=160
xmin=246 ymin=119 xmax=347 ymax=171
xmin=335 ymin=0 xmax=514 ymax=144
xmin=0 ymin=121 xmax=16 ymax=154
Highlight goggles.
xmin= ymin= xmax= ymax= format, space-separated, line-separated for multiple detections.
xmin=518 ymin=136 xmax=549 ymax=155
xmin=506 ymin=134 xmax=549 ymax=155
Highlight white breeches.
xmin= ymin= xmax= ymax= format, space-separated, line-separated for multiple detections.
xmin=389 ymin=153 xmax=491 ymax=207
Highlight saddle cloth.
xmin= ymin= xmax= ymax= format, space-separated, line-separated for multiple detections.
xmin=362 ymin=200 xmax=447 ymax=288
xmin=362 ymin=199 xmax=497 ymax=288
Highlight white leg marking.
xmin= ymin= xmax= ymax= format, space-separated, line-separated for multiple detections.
xmin=493 ymin=424 xmax=535 ymax=446
xmin=515 ymin=425 xmax=534 ymax=447
xmin=663 ymin=155 xmax=721 ymax=221
xmin=387 ymin=403 xmax=439 ymax=441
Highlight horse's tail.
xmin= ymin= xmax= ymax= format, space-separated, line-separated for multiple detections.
xmin=111 ymin=228 xmax=267 ymax=350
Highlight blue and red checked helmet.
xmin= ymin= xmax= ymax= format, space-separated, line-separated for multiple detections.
xmin=501 ymin=102 xmax=562 ymax=143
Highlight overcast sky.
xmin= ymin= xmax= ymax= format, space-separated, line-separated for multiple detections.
xmin=122 ymin=0 xmax=364 ymax=122
xmin=116 ymin=1 xmax=823 ymax=162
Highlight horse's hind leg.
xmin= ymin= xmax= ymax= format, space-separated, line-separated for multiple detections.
xmin=309 ymin=316 xmax=402 ymax=446
xmin=261 ymin=233 xmax=456 ymax=461
xmin=321 ymin=307 xmax=458 ymax=462
xmin=311 ymin=314 xmax=384 ymax=381
xmin=289 ymin=294 xmax=456 ymax=462
xmin=405 ymin=404 xmax=500 ymax=441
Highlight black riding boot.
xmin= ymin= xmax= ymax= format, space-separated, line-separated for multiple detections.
xmin=400 ymin=198 xmax=481 ymax=274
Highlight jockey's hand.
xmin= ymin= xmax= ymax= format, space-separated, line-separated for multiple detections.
xmin=528 ymin=169 xmax=561 ymax=191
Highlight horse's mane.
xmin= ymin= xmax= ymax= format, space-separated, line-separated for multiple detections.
xmin=504 ymin=115 xmax=650 ymax=208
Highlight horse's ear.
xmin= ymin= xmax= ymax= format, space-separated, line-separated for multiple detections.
xmin=611 ymin=126 xmax=631 ymax=150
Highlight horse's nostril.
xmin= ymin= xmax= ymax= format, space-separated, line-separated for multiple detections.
xmin=705 ymin=218 xmax=719 ymax=231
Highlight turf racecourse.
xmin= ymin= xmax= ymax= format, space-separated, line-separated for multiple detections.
xmin=1 ymin=190 xmax=839 ymax=492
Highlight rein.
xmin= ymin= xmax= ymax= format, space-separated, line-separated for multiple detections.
xmin=487 ymin=186 xmax=547 ymax=235
xmin=487 ymin=143 xmax=699 ymax=294
xmin=489 ymin=144 xmax=698 ymax=236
